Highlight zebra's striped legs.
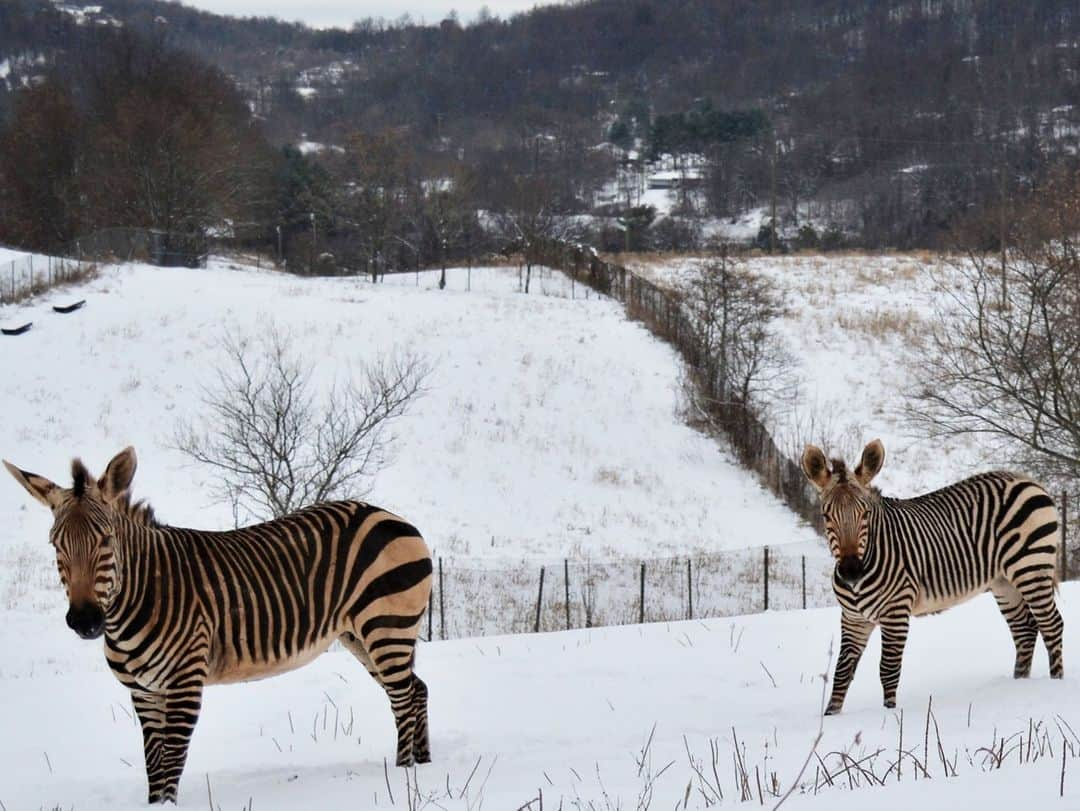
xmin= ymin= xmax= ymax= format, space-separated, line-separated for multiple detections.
xmin=131 ymin=685 xmax=204 ymax=804
xmin=340 ymin=631 xmax=429 ymax=766
xmin=878 ymin=612 xmax=911 ymax=708
xmin=991 ymin=579 xmax=1040 ymax=678
xmin=825 ymin=612 xmax=875 ymax=715
xmin=1013 ymin=577 xmax=1065 ymax=678
xmin=411 ymin=675 xmax=431 ymax=763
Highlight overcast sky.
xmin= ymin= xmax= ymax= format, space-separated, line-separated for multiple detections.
xmin=179 ymin=1 xmax=568 ymax=28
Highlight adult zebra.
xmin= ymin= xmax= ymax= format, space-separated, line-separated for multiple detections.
xmin=801 ymin=439 xmax=1064 ymax=715
xmin=5 ymin=447 xmax=433 ymax=804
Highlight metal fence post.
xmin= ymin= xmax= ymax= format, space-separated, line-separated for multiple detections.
xmin=687 ymin=558 xmax=693 ymax=620
xmin=535 ymin=566 xmax=545 ymax=633
xmin=639 ymin=562 xmax=646 ymax=624
xmin=801 ymin=555 xmax=807 ymax=610
xmin=564 ymin=559 xmax=570 ymax=630
xmin=1062 ymin=491 xmax=1070 ymax=581
xmin=763 ymin=546 xmax=770 ymax=611
xmin=438 ymin=557 xmax=445 ymax=640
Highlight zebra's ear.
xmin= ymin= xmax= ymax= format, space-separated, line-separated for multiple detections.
xmin=3 ymin=459 xmax=63 ymax=509
xmin=98 ymin=447 xmax=138 ymax=506
xmin=801 ymin=445 xmax=831 ymax=492
xmin=854 ymin=439 xmax=885 ymax=487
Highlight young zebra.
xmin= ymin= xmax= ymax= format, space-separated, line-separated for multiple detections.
xmin=5 ymin=447 xmax=433 ymax=804
xmin=802 ymin=439 xmax=1064 ymax=714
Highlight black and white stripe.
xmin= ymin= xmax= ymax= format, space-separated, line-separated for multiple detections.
xmin=802 ymin=439 xmax=1064 ymax=714
xmin=5 ymin=447 xmax=433 ymax=804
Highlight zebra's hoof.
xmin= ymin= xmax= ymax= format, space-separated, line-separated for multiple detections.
xmin=414 ymin=752 xmax=431 ymax=764
xmin=1013 ymin=670 xmax=1031 ymax=679
xmin=1051 ymin=670 xmax=1064 ymax=680
xmin=823 ymin=705 xmax=840 ymax=716
xmin=883 ymin=700 xmax=896 ymax=709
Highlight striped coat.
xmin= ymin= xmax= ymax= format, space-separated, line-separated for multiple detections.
xmin=5 ymin=447 xmax=433 ymax=804
xmin=802 ymin=440 xmax=1064 ymax=714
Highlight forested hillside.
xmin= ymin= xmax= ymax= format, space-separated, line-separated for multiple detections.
xmin=1 ymin=0 xmax=1078 ymax=253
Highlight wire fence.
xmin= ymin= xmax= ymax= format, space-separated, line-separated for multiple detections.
xmin=427 ymin=489 xmax=1077 ymax=640
xmin=0 ymin=227 xmax=208 ymax=306
xmin=535 ymin=237 xmax=822 ymax=529
xmin=426 ymin=546 xmax=836 ymax=640
xmin=0 ymin=252 xmax=95 ymax=305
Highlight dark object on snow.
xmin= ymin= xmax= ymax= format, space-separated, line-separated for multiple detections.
xmin=53 ymin=299 xmax=86 ymax=314
xmin=2 ymin=322 xmax=32 ymax=336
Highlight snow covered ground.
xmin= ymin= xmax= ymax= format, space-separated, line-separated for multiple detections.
xmin=2 ymin=584 xmax=1077 ymax=809
xmin=0 ymin=258 xmax=818 ymax=620
xmin=630 ymin=253 xmax=996 ymax=500
xmin=3 ymin=253 xmax=1077 ymax=809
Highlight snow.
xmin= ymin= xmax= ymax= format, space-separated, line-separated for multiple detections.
xmin=0 ymin=258 xmax=817 ymax=620
xmin=3 ymin=253 xmax=1078 ymax=808
xmin=632 ymin=253 xmax=991 ymax=498
xmin=2 ymin=583 xmax=1077 ymax=808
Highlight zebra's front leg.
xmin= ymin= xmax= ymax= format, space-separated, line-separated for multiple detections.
xmin=825 ymin=612 xmax=875 ymax=715
xmin=131 ymin=690 xmax=169 ymax=804
xmin=878 ymin=611 xmax=911 ymax=709
xmin=132 ymin=684 xmax=205 ymax=804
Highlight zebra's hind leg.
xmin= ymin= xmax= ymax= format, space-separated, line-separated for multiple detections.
xmin=411 ymin=674 xmax=431 ymax=763
xmin=990 ymin=578 xmax=1039 ymax=678
xmin=340 ymin=631 xmax=422 ymax=767
xmin=1012 ymin=574 xmax=1065 ymax=678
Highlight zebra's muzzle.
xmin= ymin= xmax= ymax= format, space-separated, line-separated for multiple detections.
xmin=837 ymin=555 xmax=864 ymax=586
xmin=66 ymin=602 xmax=105 ymax=640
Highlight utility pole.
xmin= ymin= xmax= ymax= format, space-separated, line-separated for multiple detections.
xmin=999 ymin=142 xmax=1008 ymax=309
xmin=770 ymin=138 xmax=779 ymax=254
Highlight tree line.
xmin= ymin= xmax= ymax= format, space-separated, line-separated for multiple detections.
xmin=2 ymin=0 xmax=1079 ymax=251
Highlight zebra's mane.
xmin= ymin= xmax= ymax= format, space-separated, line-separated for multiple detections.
xmin=71 ymin=458 xmax=91 ymax=498
xmin=115 ymin=491 xmax=163 ymax=528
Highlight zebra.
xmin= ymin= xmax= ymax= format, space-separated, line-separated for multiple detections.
xmin=801 ymin=439 xmax=1064 ymax=715
xmin=4 ymin=447 xmax=433 ymax=804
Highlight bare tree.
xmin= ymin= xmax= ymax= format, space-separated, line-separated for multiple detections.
xmin=681 ymin=248 xmax=794 ymax=426
xmin=494 ymin=175 xmax=580 ymax=294
xmin=174 ymin=326 xmax=430 ymax=523
xmin=907 ymin=172 xmax=1080 ymax=484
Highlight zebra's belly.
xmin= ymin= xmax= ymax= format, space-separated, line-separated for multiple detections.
xmin=207 ymin=634 xmax=339 ymax=685
xmin=912 ymin=583 xmax=988 ymax=617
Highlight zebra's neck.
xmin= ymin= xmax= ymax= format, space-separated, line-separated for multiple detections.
xmin=105 ymin=515 xmax=160 ymax=618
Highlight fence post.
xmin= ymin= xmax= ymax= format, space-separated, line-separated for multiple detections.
xmin=639 ymin=562 xmax=646 ymax=624
xmin=763 ymin=547 xmax=770 ymax=611
xmin=535 ymin=566 xmax=545 ymax=633
xmin=438 ymin=557 xmax=445 ymax=641
xmin=801 ymin=555 xmax=807 ymax=610
xmin=427 ymin=587 xmax=433 ymax=641
xmin=564 ymin=559 xmax=570 ymax=630
xmin=1062 ymin=491 xmax=1069 ymax=581
xmin=687 ymin=558 xmax=693 ymax=620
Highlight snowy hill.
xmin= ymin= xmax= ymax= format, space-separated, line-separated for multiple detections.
xmin=0 ymin=258 xmax=818 ymax=619
xmin=632 ymin=253 xmax=1009 ymax=500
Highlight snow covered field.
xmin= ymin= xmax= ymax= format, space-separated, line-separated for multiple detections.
xmin=3 ymin=253 xmax=1078 ymax=809
xmin=0 ymin=258 xmax=818 ymax=618
xmin=3 ymin=585 xmax=1077 ymax=809
xmin=631 ymin=253 xmax=998 ymax=500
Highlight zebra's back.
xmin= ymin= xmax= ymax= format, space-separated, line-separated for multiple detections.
xmin=111 ymin=500 xmax=432 ymax=687
xmin=876 ymin=471 xmax=1058 ymax=615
